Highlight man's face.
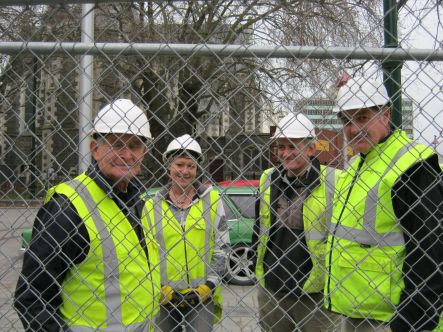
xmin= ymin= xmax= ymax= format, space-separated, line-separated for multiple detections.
xmin=339 ymin=107 xmax=391 ymax=154
xmin=169 ymin=156 xmax=198 ymax=190
xmin=90 ymin=133 xmax=147 ymax=187
xmin=276 ymin=138 xmax=316 ymax=175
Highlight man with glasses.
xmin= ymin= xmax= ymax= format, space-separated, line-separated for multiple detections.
xmin=14 ymin=99 xmax=161 ymax=331
xmin=325 ymin=77 xmax=442 ymax=331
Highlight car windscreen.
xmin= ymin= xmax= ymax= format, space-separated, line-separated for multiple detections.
xmin=228 ymin=194 xmax=256 ymax=219
xmin=222 ymin=200 xmax=236 ymax=220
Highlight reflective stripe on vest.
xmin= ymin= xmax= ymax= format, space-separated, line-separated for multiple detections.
xmin=64 ymin=179 xmax=150 ymax=332
xmin=311 ymin=166 xmax=335 ymax=241
xmin=332 ymin=143 xmax=418 ymax=247
xmin=70 ymin=324 xmax=149 ymax=332
xmin=259 ymin=172 xmax=272 ymax=238
xmin=146 ymin=193 xmax=213 ymax=289
xmin=69 ymin=179 xmax=122 ymax=327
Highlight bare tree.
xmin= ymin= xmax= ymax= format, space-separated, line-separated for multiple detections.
xmin=3 ymin=1 xmax=441 ymax=183
xmin=89 ymin=1 xmax=384 ymax=167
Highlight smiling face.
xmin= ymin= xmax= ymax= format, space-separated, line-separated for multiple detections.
xmin=90 ymin=133 xmax=147 ymax=191
xmin=169 ymin=155 xmax=198 ymax=190
xmin=339 ymin=107 xmax=391 ymax=154
xmin=276 ymin=137 xmax=316 ymax=177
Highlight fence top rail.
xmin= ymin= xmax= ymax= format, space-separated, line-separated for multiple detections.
xmin=1 ymin=42 xmax=442 ymax=61
xmin=1 ymin=0 xmax=133 ymax=5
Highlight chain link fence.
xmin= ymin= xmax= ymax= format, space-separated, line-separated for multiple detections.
xmin=1 ymin=0 xmax=442 ymax=331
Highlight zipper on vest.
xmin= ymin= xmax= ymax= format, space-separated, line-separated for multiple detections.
xmin=325 ymin=155 xmax=365 ymax=311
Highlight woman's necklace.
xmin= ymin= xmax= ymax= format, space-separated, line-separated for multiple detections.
xmin=170 ymin=188 xmax=195 ymax=208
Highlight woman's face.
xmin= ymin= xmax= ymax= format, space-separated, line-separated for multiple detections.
xmin=169 ymin=156 xmax=198 ymax=190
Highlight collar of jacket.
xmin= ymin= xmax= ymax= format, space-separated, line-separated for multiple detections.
xmin=86 ymin=162 xmax=145 ymax=200
xmin=269 ymin=158 xmax=322 ymax=224
xmin=272 ymin=158 xmax=321 ymax=192
xmin=157 ymin=180 xmax=212 ymax=203
xmin=360 ymin=129 xmax=394 ymax=159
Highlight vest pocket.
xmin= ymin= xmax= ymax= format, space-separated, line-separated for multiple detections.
xmin=335 ymin=250 xmax=394 ymax=317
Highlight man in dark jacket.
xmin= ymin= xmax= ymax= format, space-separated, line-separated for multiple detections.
xmin=254 ymin=113 xmax=339 ymax=331
xmin=325 ymin=76 xmax=442 ymax=331
xmin=14 ymin=99 xmax=161 ymax=331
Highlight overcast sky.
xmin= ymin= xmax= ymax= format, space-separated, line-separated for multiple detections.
xmin=400 ymin=1 xmax=443 ymax=156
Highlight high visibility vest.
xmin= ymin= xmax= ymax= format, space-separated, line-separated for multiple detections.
xmin=325 ymin=130 xmax=435 ymax=322
xmin=46 ymin=173 xmax=161 ymax=331
xmin=255 ymin=164 xmax=338 ymax=293
xmin=142 ymin=189 xmax=223 ymax=310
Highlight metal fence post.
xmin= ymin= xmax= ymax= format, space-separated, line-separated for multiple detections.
xmin=78 ymin=4 xmax=95 ymax=172
xmin=383 ymin=0 xmax=403 ymax=130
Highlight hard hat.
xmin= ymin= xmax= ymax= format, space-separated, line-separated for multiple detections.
xmin=333 ymin=77 xmax=391 ymax=113
xmin=92 ymin=99 xmax=152 ymax=139
xmin=271 ymin=113 xmax=316 ymax=139
xmin=163 ymin=134 xmax=204 ymax=162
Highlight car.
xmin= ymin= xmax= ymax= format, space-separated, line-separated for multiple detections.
xmin=216 ymin=181 xmax=258 ymax=286
xmin=20 ymin=180 xmax=259 ymax=286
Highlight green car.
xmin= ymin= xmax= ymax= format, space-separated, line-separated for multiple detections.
xmin=216 ymin=183 xmax=258 ymax=286
xmin=21 ymin=182 xmax=259 ymax=286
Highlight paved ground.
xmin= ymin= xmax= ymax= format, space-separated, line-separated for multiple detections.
xmin=0 ymin=206 xmax=39 ymax=332
xmin=216 ymin=284 xmax=260 ymax=331
xmin=0 ymin=207 xmax=261 ymax=331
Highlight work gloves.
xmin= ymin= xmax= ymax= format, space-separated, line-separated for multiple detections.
xmin=183 ymin=284 xmax=212 ymax=306
xmin=195 ymin=284 xmax=212 ymax=302
xmin=160 ymin=284 xmax=213 ymax=307
xmin=161 ymin=285 xmax=185 ymax=306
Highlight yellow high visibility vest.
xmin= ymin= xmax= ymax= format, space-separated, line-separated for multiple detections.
xmin=325 ymin=130 xmax=434 ymax=322
xmin=47 ymin=173 xmax=161 ymax=331
xmin=255 ymin=164 xmax=338 ymax=293
xmin=143 ymin=189 xmax=223 ymax=311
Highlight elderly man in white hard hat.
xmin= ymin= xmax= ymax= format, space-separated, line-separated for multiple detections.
xmin=324 ymin=77 xmax=443 ymax=331
xmin=254 ymin=113 xmax=340 ymax=331
xmin=14 ymin=99 xmax=161 ymax=331
xmin=143 ymin=134 xmax=228 ymax=331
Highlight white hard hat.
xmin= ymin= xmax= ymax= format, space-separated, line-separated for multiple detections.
xmin=92 ymin=99 xmax=152 ymax=139
xmin=163 ymin=134 xmax=203 ymax=162
xmin=333 ymin=77 xmax=391 ymax=113
xmin=271 ymin=113 xmax=316 ymax=139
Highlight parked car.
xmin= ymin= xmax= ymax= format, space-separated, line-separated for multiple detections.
xmin=216 ymin=181 xmax=258 ymax=286
xmin=21 ymin=180 xmax=259 ymax=286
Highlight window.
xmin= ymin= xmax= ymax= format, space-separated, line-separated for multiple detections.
xmin=223 ymin=200 xmax=236 ymax=220
xmin=228 ymin=194 xmax=256 ymax=219
xmin=242 ymin=145 xmax=267 ymax=178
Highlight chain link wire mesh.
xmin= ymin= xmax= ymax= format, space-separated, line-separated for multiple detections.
xmin=1 ymin=0 xmax=442 ymax=331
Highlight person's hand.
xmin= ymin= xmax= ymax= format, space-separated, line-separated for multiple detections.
xmin=195 ymin=284 xmax=212 ymax=302
xmin=183 ymin=284 xmax=213 ymax=305
xmin=160 ymin=285 xmax=174 ymax=305
xmin=183 ymin=290 xmax=200 ymax=306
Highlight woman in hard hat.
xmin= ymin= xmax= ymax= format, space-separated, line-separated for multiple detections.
xmin=142 ymin=134 xmax=228 ymax=332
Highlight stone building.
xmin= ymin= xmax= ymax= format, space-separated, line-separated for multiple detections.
xmin=0 ymin=6 xmax=277 ymax=196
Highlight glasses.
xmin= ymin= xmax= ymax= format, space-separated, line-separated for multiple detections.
xmin=98 ymin=137 xmax=146 ymax=152
xmin=338 ymin=108 xmax=386 ymax=127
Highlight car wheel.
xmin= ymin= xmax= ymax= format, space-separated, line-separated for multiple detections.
xmin=224 ymin=244 xmax=256 ymax=286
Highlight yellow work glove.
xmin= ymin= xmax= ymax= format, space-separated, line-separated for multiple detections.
xmin=194 ymin=284 xmax=212 ymax=303
xmin=160 ymin=285 xmax=174 ymax=305
xmin=179 ymin=288 xmax=193 ymax=295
